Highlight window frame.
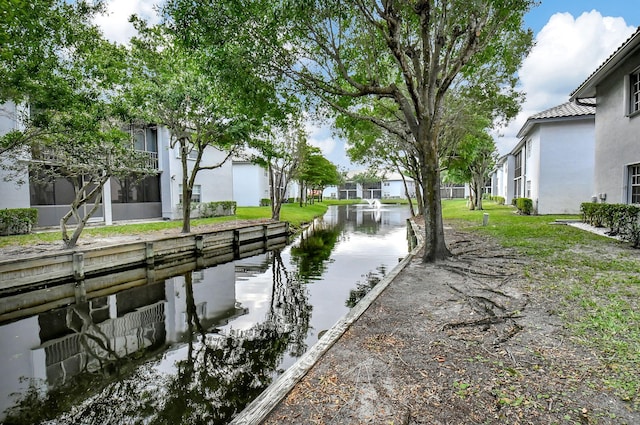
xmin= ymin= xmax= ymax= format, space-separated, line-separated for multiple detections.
xmin=629 ymin=69 xmax=640 ymax=116
xmin=178 ymin=184 xmax=202 ymax=204
xmin=630 ymin=163 xmax=640 ymax=204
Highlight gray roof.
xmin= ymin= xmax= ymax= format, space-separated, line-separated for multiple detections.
xmin=571 ymin=27 xmax=640 ymax=100
xmin=516 ymin=100 xmax=595 ymax=138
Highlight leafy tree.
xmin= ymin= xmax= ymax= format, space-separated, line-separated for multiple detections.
xmin=0 ymin=1 xmax=155 ymax=248
xmin=444 ymin=127 xmax=498 ymax=210
xmin=297 ymin=147 xmax=340 ymax=204
xmin=277 ymin=0 xmax=533 ymax=261
xmin=128 ymin=21 xmax=279 ymax=233
xmin=249 ymin=118 xmax=307 ymax=220
xmin=163 ymin=0 xmax=534 ymax=261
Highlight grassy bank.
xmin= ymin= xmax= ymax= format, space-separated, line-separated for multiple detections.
xmin=0 ymin=203 xmax=328 ymax=248
xmin=442 ymin=199 xmax=639 ymax=405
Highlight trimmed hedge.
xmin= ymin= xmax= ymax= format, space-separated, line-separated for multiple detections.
xmin=490 ymin=195 xmax=505 ymax=205
xmin=198 ymin=201 xmax=236 ymax=218
xmin=0 ymin=208 xmax=38 ymax=235
xmin=515 ymin=197 xmax=533 ymax=215
xmin=260 ymin=198 xmax=271 ymax=207
xmin=581 ymin=202 xmax=640 ymax=247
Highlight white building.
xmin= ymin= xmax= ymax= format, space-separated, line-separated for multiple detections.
xmin=491 ymin=101 xmax=595 ymax=214
xmin=323 ymin=170 xmax=415 ymax=200
xmin=231 ymin=160 xmax=270 ymax=207
xmin=570 ymin=28 xmax=640 ymax=205
xmin=0 ymin=104 xmax=236 ymax=226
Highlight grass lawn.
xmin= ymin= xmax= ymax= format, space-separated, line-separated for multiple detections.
xmin=443 ymin=199 xmax=640 ymax=404
xmin=0 ymin=203 xmax=329 ymax=248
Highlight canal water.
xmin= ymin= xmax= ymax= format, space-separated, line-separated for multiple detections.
xmin=0 ymin=204 xmax=411 ymax=424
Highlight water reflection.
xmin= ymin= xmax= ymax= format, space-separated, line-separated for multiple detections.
xmin=1 ymin=204 xmax=411 ymax=424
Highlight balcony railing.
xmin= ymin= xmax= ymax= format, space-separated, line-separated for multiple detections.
xmin=31 ymin=148 xmax=159 ymax=171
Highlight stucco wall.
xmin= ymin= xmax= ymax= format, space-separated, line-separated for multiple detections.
xmin=0 ymin=102 xmax=30 ymax=209
xmin=538 ymin=119 xmax=595 ymax=214
xmin=163 ymin=142 xmax=234 ymax=218
xmin=593 ymin=49 xmax=640 ymax=204
xmin=233 ymin=162 xmax=269 ymax=206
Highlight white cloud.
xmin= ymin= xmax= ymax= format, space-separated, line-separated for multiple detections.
xmin=93 ymin=0 xmax=161 ymax=45
xmin=305 ymin=120 xmax=337 ymax=154
xmin=495 ymin=10 xmax=635 ymax=155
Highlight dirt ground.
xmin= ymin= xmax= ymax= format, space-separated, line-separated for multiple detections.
xmin=262 ymin=225 xmax=639 ymax=425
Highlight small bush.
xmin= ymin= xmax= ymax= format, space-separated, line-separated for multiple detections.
xmin=198 ymin=201 xmax=236 ymax=218
xmin=260 ymin=198 xmax=271 ymax=207
xmin=581 ymin=202 xmax=640 ymax=247
xmin=515 ymin=198 xmax=533 ymax=215
xmin=493 ymin=196 xmax=505 ymax=205
xmin=0 ymin=208 xmax=38 ymax=235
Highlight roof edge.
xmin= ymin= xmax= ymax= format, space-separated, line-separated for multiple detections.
xmin=516 ymin=111 xmax=595 ymax=138
xmin=570 ymin=27 xmax=640 ymax=101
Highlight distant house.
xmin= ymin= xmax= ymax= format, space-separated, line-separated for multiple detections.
xmin=323 ymin=170 xmax=415 ymax=200
xmin=382 ymin=171 xmax=416 ymax=199
xmin=570 ymin=27 xmax=640 ymax=205
xmin=491 ymin=101 xmax=595 ymax=214
xmin=491 ymin=155 xmax=515 ymax=205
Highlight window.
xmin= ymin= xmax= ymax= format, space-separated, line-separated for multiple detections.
xmin=111 ymin=175 xmax=161 ymax=203
xmin=630 ymin=164 xmax=640 ymax=204
xmin=514 ymin=151 xmax=522 ymax=177
xmin=130 ymin=125 xmax=157 ymax=152
xmin=513 ymin=151 xmax=523 ymax=199
xmin=29 ymin=170 xmax=94 ymax=206
xmin=630 ymin=71 xmax=640 ymax=115
xmin=178 ymin=184 xmax=201 ymax=204
xmin=187 ymin=148 xmax=199 ymax=160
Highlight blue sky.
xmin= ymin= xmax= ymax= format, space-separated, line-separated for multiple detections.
xmin=95 ymin=1 xmax=640 ymax=167
xmin=525 ymin=0 xmax=639 ymax=33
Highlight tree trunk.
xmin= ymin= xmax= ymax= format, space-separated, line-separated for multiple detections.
xmin=269 ymin=163 xmax=281 ymax=220
xmin=67 ymin=188 xmax=104 ymax=248
xmin=298 ymin=181 xmax=304 ymax=207
xmin=398 ymin=168 xmax=415 ymax=217
xmin=61 ymin=177 xmax=106 ymax=249
xmin=419 ymin=142 xmax=451 ymax=262
xmin=181 ymin=140 xmax=191 ymax=233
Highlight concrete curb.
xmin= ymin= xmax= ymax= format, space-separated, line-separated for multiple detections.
xmin=230 ymin=219 xmax=424 ymax=424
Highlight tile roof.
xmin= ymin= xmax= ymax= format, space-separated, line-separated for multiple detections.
xmin=516 ymin=100 xmax=595 ymax=139
xmin=528 ymin=99 xmax=595 ymax=120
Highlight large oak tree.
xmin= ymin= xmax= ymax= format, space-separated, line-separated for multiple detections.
xmin=166 ymin=0 xmax=534 ymax=261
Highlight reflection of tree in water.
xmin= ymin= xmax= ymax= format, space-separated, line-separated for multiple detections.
xmin=345 ymin=265 xmax=387 ymax=308
xmin=290 ymin=220 xmax=343 ymax=282
xmin=150 ymin=254 xmax=311 ymax=424
xmin=6 ymin=249 xmax=311 ymax=425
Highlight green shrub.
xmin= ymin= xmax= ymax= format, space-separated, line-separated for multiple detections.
xmin=0 ymin=208 xmax=38 ymax=235
xmin=581 ymin=202 xmax=640 ymax=247
xmin=260 ymin=198 xmax=271 ymax=207
xmin=198 ymin=201 xmax=236 ymax=218
xmin=515 ymin=197 xmax=533 ymax=215
xmin=493 ymin=196 xmax=505 ymax=205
